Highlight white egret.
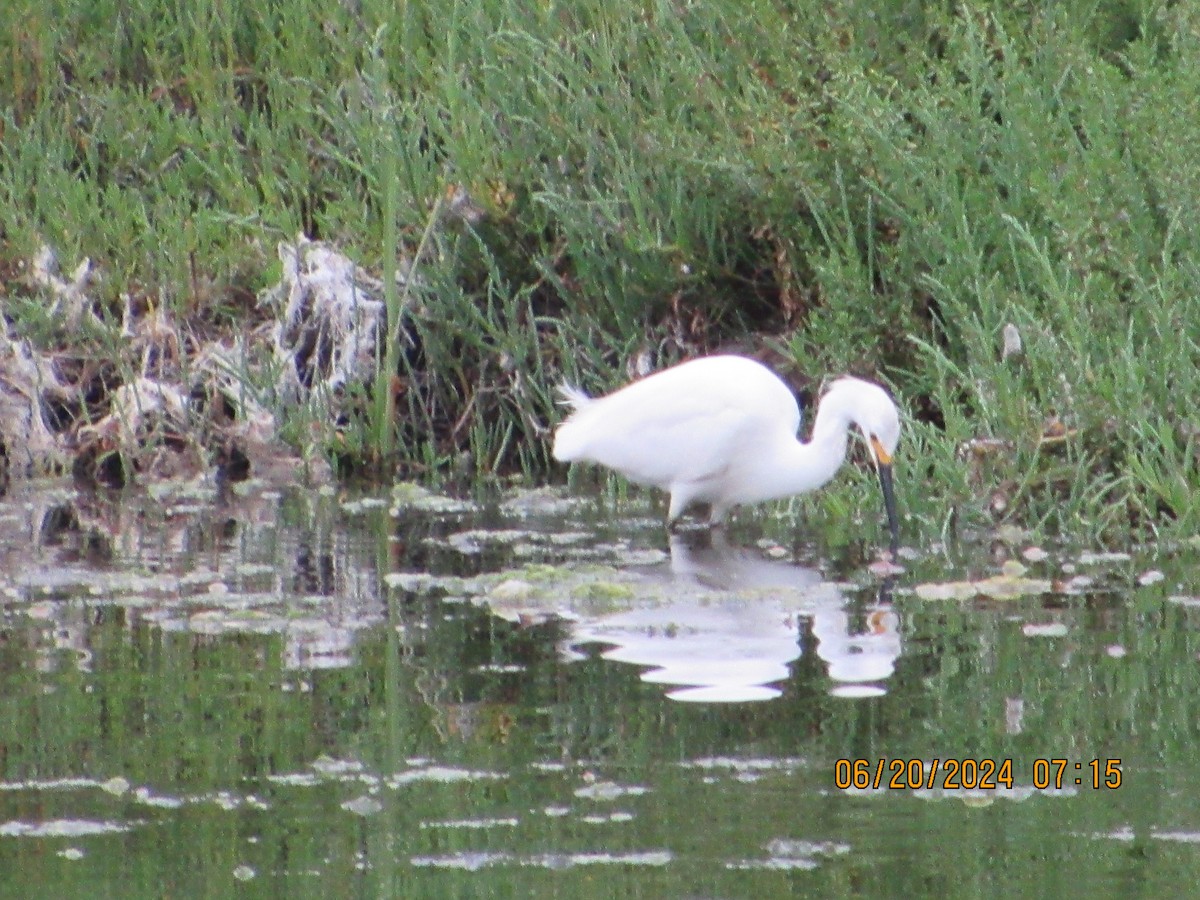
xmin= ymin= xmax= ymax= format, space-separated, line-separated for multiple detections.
xmin=552 ymin=354 xmax=901 ymax=551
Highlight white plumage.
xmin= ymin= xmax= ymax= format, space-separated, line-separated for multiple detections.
xmin=553 ymin=354 xmax=901 ymax=548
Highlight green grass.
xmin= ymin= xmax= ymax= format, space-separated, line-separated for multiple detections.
xmin=1 ymin=0 xmax=1197 ymax=543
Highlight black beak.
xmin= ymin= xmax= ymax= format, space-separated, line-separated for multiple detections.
xmin=877 ymin=461 xmax=900 ymax=556
xmin=869 ymin=435 xmax=900 ymax=555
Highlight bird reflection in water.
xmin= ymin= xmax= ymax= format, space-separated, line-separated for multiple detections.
xmin=483 ymin=529 xmax=903 ymax=703
xmin=810 ymin=605 xmax=902 ymax=699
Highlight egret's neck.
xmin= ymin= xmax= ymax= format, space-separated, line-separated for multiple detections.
xmin=741 ymin=406 xmax=852 ymax=506
xmin=716 ymin=389 xmax=861 ymax=508
xmin=783 ymin=408 xmax=851 ymax=494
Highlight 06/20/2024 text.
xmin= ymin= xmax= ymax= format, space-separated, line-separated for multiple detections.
xmin=834 ymin=758 xmax=1123 ymax=791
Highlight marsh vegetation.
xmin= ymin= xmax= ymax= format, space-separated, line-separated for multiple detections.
xmin=1 ymin=0 xmax=1196 ymax=545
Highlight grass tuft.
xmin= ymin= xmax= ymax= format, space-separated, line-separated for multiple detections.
xmin=1 ymin=0 xmax=1196 ymax=542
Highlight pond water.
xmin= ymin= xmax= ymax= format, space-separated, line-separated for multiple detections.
xmin=1 ymin=479 xmax=1198 ymax=898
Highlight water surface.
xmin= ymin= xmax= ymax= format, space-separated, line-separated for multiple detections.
xmin=1 ymin=480 xmax=1198 ymax=898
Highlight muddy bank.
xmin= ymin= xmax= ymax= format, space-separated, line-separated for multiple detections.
xmin=1 ymin=236 xmax=416 ymax=492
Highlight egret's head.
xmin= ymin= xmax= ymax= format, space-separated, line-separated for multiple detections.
xmin=825 ymin=377 xmax=901 ymax=466
xmin=825 ymin=376 xmax=902 ymax=554
xmin=863 ymin=401 xmax=901 ymax=469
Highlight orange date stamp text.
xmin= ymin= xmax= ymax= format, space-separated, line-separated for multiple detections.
xmin=833 ymin=758 xmax=1122 ymax=791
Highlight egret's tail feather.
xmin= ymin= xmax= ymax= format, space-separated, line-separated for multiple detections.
xmin=552 ymin=384 xmax=593 ymax=462
xmin=556 ymin=383 xmax=591 ymax=409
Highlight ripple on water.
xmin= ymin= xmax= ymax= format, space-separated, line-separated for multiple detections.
xmin=410 ymin=851 xmax=514 ymax=871
xmin=387 ymin=766 xmax=506 ymax=787
xmin=573 ymin=781 xmax=649 ymax=801
xmin=341 ymin=796 xmax=384 ymax=817
xmin=0 ymin=777 xmax=112 ymax=793
xmin=0 ymin=819 xmax=139 ymax=838
xmin=418 ymin=817 xmax=520 ymax=830
xmin=667 ymin=684 xmax=784 ymax=702
xmin=726 ymin=837 xmax=850 ymax=871
xmin=679 ymin=756 xmax=805 ymax=774
xmin=1151 ymin=831 xmax=1200 ymax=844
xmin=579 ymin=811 xmax=635 ymax=824
xmin=387 ymin=482 xmax=476 ymax=515
xmin=410 ymin=850 xmax=673 ymax=870
xmin=830 ymin=684 xmax=888 ymax=699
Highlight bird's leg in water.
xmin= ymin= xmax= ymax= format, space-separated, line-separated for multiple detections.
xmin=667 ymin=502 xmax=717 ymax=533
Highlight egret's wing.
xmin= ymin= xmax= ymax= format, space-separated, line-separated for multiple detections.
xmin=555 ymin=390 xmax=757 ymax=488
xmin=553 ymin=355 xmax=802 ymax=488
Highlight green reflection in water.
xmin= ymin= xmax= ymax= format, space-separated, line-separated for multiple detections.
xmin=0 ymin=483 xmax=1197 ymax=898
